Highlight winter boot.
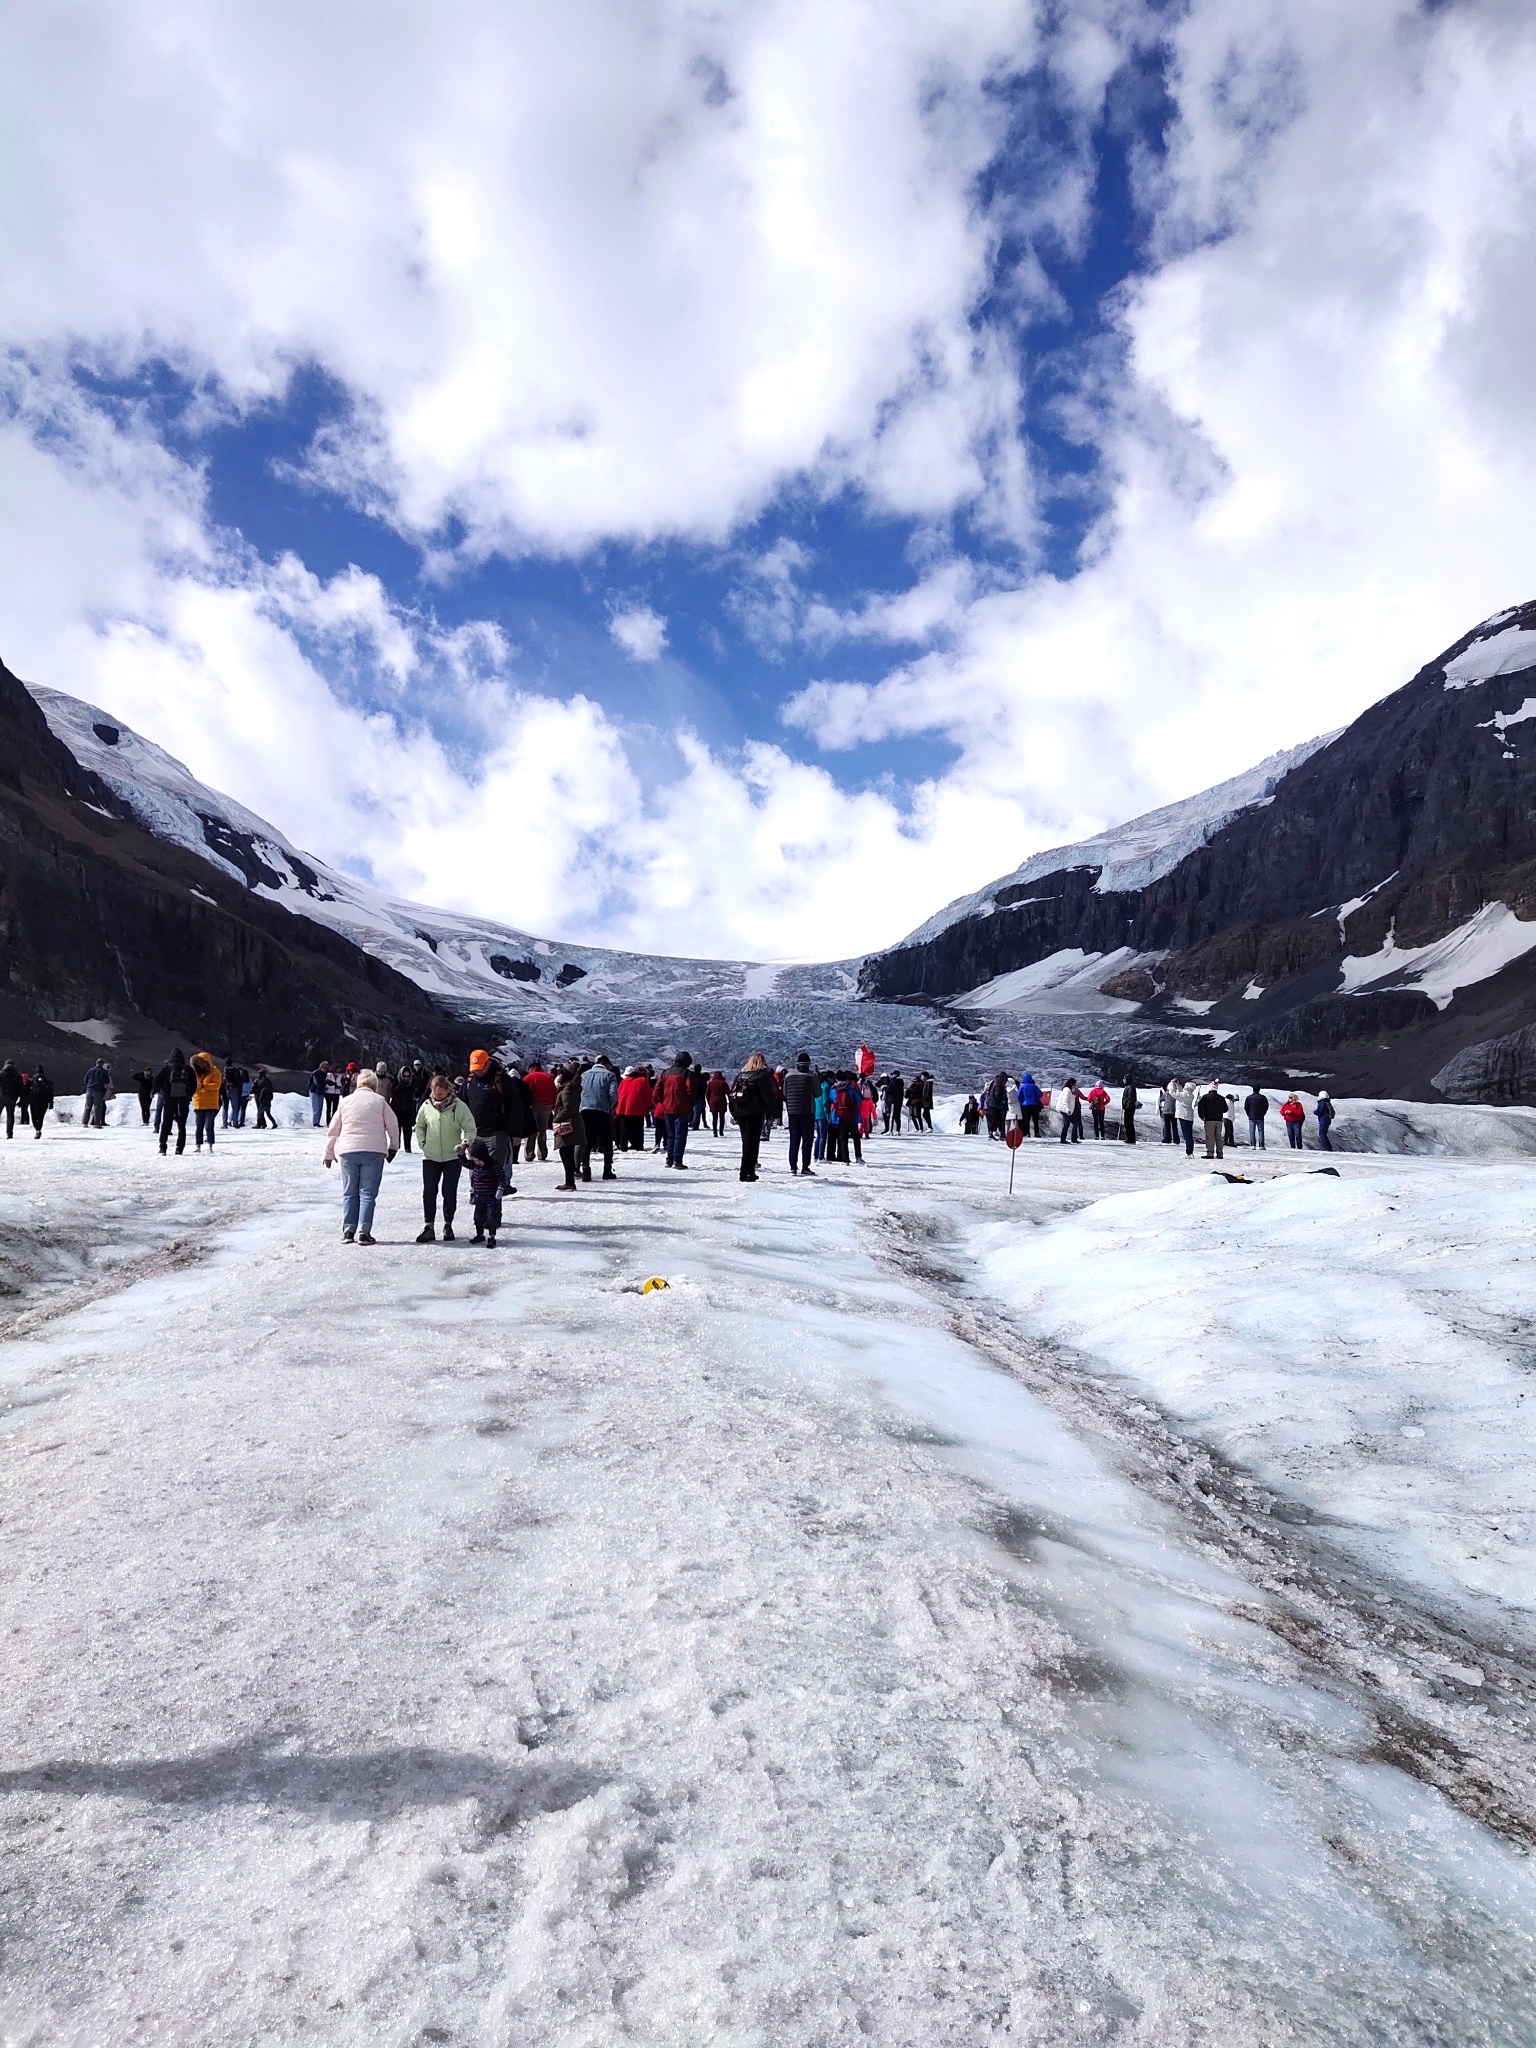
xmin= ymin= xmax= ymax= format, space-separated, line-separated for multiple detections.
xmin=441 ymin=1222 xmax=455 ymax=1242
xmin=416 ymin=1224 xmax=435 ymax=1244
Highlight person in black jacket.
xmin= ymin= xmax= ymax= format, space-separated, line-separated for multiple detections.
xmin=155 ymin=1049 xmax=195 ymax=1155
xmin=1244 ymin=1087 xmax=1269 ymax=1149
xmin=1196 ymin=1083 xmax=1228 ymax=1159
xmin=464 ymin=1052 xmax=519 ymax=1194
xmin=781 ymin=1051 xmax=818 ymax=1177
xmin=731 ymin=1052 xmax=779 ymax=1182
xmin=1121 ymin=1079 xmax=1139 ymax=1144
xmin=134 ymin=1066 xmax=155 ymax=1125
xmin=1 ymin=1060 xmax=22 ymax=1139
xmin=882 ymin=1071 xmax=904 ymax=1134
xmin=252 ymin=1067 xmax=276 ymax=1128
xmin=26 ymin=1067 xmax=54 ymax=1138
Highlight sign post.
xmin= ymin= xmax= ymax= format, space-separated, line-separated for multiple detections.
xmin=1005 ymin=1122 xmax=1023 ymax=1193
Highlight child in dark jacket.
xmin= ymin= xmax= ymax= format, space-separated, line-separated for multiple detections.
xmin=466 ymin=1138 xmax=504 ymax=1246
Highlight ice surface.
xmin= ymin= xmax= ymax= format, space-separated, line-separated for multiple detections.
xmin=1442 ymin=625 xmax=1536 ymax=688
xmin=1338 ymin=901 xmax=1536 ymax=1008
xmin=1 ymin=1113 xmax=1533 ymax=2040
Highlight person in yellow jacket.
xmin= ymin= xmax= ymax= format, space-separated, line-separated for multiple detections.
xmin=190 ymin=1051 xmax=224 ymax=1151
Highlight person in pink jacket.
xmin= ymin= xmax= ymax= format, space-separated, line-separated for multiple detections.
xmin=323 ymin=1068 xmax=401 ymax=1244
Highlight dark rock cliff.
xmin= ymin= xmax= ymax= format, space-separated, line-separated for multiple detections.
xmin=858 ymin=603 xmax=1536 ymax=1097
xmin=0 ymin=657 xmax=482 ymax=1065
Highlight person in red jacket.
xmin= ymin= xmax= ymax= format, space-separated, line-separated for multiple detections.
xmin=656 ymin=1054 xmax=696 ymax=1168
xmin=522 ymin=1059 xmax=557 ymax=1162
xmin=1280 ymin=1091 xmax=1307 ymax=1150
xmin=1086 ymin=1082 xmax=1111 ymax=1138
xmin=706 ymin=1068 xmax=728 ymax=1135
xmin=615 ymin=1068 xmax=653 ymax=1151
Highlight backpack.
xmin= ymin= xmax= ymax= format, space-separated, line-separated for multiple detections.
xmin=727 ymin=1073 xmax=755 ymax=1123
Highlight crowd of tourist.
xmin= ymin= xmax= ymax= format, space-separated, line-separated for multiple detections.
xmin=2 ymin=1043 xmax=1340 ymax=1246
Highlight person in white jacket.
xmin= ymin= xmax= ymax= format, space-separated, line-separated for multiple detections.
xmin=322 ymin=1068 xmax=401 ymax=1244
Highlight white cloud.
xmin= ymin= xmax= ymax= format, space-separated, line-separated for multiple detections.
xmin=608 ymin=605 xmax=668 ymax=662
xmin=4 ymin=1 xmax=1536 ymax=963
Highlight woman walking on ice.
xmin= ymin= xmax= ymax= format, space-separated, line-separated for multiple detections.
xmin=324 ymin=1068 xmax=400 ymax=1244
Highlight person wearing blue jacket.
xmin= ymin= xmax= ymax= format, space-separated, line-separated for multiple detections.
xmin=1016 ymin=1072 xmax=1043 ymax=1138
xmin=1315 ymin=1091 xmax=1335 ymax=1151
xmin=579 ymin=1055 xmax=620 ymax=1181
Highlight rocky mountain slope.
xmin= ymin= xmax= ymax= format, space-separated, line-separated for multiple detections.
xmin=860 ymin=601 xmax=1536 ymax=1099
xmin=0 ymin=658 xmax=483 ymax=1069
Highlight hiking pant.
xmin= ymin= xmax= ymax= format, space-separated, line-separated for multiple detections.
xmin=341 ymin=1151 xmax=385 ymax=1236
xmin=160 ymin=1101 xmax=189 ymax=1154
xmin=739 ymin=1115 xmax=764 ymax=1179
xmin=581 ymin=1110 xmax=614 ymax=1178
xmin=1203 ymin=1118 xmax=1224 ymax=1159
xmin=84 ymin=1092 xmax=107 ymax=1128
xmin=524 ymin=1105 xmax=552 ymax=1161
xmin=1019 ymin=1105 xmax=1041 ymax=1137
xmin=885 ymin=1103 xmax=902 ymax=1133
xmin=1 ymin=1102 xmax=12 ymax=1139
xmin=1091 ymin=1107 xmax=1106 ymax=1138
xmin=1178 ymin=1117 xmax=1194 ymax=1155
xmin=479 ymin=1130 xmax=515 ymax=1190
xmin=310 ymin=1089 xmax=324 ymax=1127
xmin=788 ymin=1113 xmax=814 ymax=1173
xmin=1123 ymin=1113 xmax=1136 ymax=1144
xmin=833 ymin=1123 xmax=862 ymax=1164
xmin=1249 ymin=1118 xmax=1266 ymax=1149
xmin=422 ymin=1159 xmax=462 ymax=1223
xmin=1162 ymin=1113 xmax=1177 ymax=1143
xmin=664 ymin=1113 xmax=689 ymax=1167
xmin=29 ymin=1105 xmax=46 ymax=1136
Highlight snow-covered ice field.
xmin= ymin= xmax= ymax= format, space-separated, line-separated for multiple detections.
xmin=1 ymin=1108 xmax=1534 ymax=2043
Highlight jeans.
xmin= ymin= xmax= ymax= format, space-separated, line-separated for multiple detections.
xmin=341 ymin=1151 xmax=385 ymax=1236
xmin=788 ymin=1113 xmax=814 ymax=1172
xmin=580 ymin=1110 xmax=614 ymax=1177
xmin=1249 ymin=1118 xmax=1266 ymax=1149
xmin=664 ymin=1112 xmax=689 ymax=1166
xmin=422 ymin=1158 xmax=462 ymax=1222
xmin=194 ymin=1108 xmax=217 ymax=1147
xmin=310 ymin=1090 xmax=325 ymax=1127
xmin=1058 ymin=1107 xmax=1082 ymax=1143
xmin=472 ymin=1192 xmax=503 ymax=1238
xmin=1286 ymin=1122 xmax=1303 ymax=1149
xmin=1178 ymin=1116 xmax=1194 ymax=1155
xmin=813 ymin=1119 xmax=828 ymax=1160
xmin=1317 ymin=1124 xmax=1333 ymax=1151
xmin=1203 ymin=1118 xmax=1225 ymax=1159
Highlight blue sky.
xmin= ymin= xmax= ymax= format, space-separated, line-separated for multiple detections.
xmin=2 ymin=2 xmax=1534 ymax=958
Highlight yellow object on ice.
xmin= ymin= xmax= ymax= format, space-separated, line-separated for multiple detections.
xmin=641 ymin=1277 xmax=669 ymax=1294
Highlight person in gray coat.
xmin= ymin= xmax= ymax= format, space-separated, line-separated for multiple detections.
xmin=579 ymin=1055 xmax=620 ymax=1181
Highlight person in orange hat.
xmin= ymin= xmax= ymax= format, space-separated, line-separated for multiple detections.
xmin=469 ymin=1049 xmax=490 ymax=1076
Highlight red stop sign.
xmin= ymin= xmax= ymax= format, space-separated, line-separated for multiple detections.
xmin=1005 ymin=1126 xmax=1024 ymax=1150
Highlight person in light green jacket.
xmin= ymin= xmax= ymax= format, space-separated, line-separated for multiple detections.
xmin=414 ymin=1072 xmax=477 ymax=1243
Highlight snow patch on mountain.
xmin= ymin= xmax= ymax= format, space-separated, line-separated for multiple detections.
xmin=898 ymin=734 xmax=1335 ymax=949
xmin=1442 ymin=624 xmax=1536 ymax=690
xmin=953 ymin=946 xmax=1161 ymax=1016
xmin=1338 ymin=902 xmax=1536 ymax=1010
